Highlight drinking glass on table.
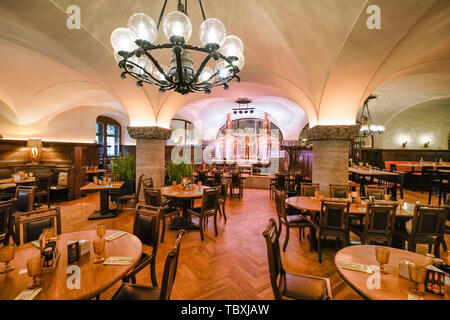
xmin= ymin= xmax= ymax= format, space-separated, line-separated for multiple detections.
xmin=93 ymin=238 xmax=106 ymax=264
xmin=96 ymin=224 xmax=106 ymax=238
xmin=26 ymin=256 xmax=44 ymax=289
xmin=375 ymin=247 xmax=390 ymax=274
xmin=0 ymin=245 xmax=16 ymax=274
xmin=408 ymin=263 xmax=427 ymax=296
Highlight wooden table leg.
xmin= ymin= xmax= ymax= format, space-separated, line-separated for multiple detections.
xmin=88 ymin=190 xmax=117 ymax=220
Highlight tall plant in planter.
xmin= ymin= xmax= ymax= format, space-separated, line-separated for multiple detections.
xmin=111 ymin=153 xmax=136 ymax=194
xmin=167 ymin=161 xmax=193 ymax=184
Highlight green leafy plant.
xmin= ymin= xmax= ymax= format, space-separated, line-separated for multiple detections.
xmin=167 ymin=161 xmax=193 ymax=183
xmin=111 ymin=153 xmax=136 ymax=181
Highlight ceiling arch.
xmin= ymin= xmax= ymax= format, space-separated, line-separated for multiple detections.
xmin=0 ymin=0 xmax=448 ymax=139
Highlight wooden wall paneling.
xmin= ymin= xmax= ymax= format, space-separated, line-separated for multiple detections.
xmin=362 ymin=149 xmax=450 ymax=168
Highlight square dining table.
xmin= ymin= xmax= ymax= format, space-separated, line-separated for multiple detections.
xmin=80 ymin=182 xmax=124 ymax=220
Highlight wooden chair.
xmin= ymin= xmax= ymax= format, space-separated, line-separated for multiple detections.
xmin=329 ymin=184 xmax=350 ymax=199
xmin=262 ymin=219 xmax=332 ymax=300
xmin=350 ymin=203 xmax=397 ymax=246
xmin=444 ymin=194 xmax=449 ymax=251
xmin=142 ymin=177 xmax=154 ymax=189
xmin=34 ymin=174 xmax=51 ymax=208
xmin=211 ymin=171 xmax=223 ymax=187
xmin=229 ymin=171 xmax=243 ymax=199
xmin=395 ymin=205 xmax=447 ymax=258
xmin=123 ymin=204 xmax=161 ymax=286
xmin=274 ymin=190 xmax=311 ymax=251
xmin=116 ymin=174 xmax=145 ymax=213
xmin=0 ymin=199 xmax=15 ymax=246
xmin=218 ymin=180 xmax=229 ymax=222
xmin=364 ymin=186 xmax=387 ymax=200
xmin=195 ymin=171 xmax=207 ymax=185
xmin=186 ymin=187 xmax=220 ymax=241
xmin=14 ymin=186 xmax=36 ymax=212
xmin=13 ymin=207 xmax=61 ymax=245
xmin=314 ymin=201 xmax=350 ymax=263
xmin=143 ymin=188 xmax=179 ymax=243
xmin=300 ymin=183 xmax=320 ymax=197
xmin=113 ymin=230 xmax=185 ymax=300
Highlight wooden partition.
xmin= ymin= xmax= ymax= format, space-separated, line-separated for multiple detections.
xmin=0 ymin=139 xmax=100 ymax=199
xmin=362 ymin=149 xmax=450 ymax=168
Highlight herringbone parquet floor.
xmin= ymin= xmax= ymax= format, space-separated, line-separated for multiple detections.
xmin=57 ymin=188 xmax=448 ymax=300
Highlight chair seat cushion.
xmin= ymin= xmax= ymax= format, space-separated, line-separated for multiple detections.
xmin=117 ymin=194 xmax=135 ymax=201
xmin=283 ymin=273 xmax=330 ymax=300
xmin=112 ymin=283 xmax=161 ymax=300
xmin=35 ymin=191 xmax=48 ymax=197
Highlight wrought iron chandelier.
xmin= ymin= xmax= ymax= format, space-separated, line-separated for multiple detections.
xmin=110 ymin=0 xmax=244 ymax=95
xmin=358 ymin=95 xmax=385 ymax=137
xmin=232 ymin=98 xmax=254 ymax=115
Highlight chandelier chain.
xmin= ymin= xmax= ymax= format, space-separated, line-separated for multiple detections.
xmin=157 ymin=0 xmax=168 ymax=30
xmin=198 ymin=0 xmax=207 ymax=21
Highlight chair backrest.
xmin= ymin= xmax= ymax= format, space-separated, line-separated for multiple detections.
xmin=181 ymin=176 xmax=194 ymax=183
xmin=230 ymin=172 xmax=241 ymax=186
xmin=35 ymin=174 xmax=51 ymax=192
xmin=363 ymin=203 xmax=397 ymax=238
xmin=213 ymin=172 xmax=222 ymax=184
xmin=159 ymin=229 xmax=185 ymax=300
xmin=410 ymin=205 xmax=447 ymax=239
xmin=14 ymin=207 xmax=61 ymax=244
xmin=15 ymin=186 xmax=36 ymax=212
xmin=142 ymin=177 xmax=154 ymax=189
xmin=143 ymin=188 xmax=162 ymax=209
xmin=133 ymin=205 xmax=161 ymax=249
xmin=365 ymin=186 xmax=387 ymax=200
xmin=135 ymin=174 xmax=145 ymax=201
xmin=389 ymin=163 xmax=397 ymax=172
xmin=275 ymin=174 xmax=286 ymax=190
xmin=319 ymin=201 xmax=349 ymax=231
xmin=274 ymin=190 xmax=287 ymax=222
xmin=300 ymin=183 xmax=319 ymax=197
xmin=201 ymin=187 xmax=220 ymax=214
xmin=0 ymin=199 xmax=16 ymax=246
xmin=329 ymin=184 xmax=350 ymax=199
xmin=105 ymin=173 xmax=120 ymax=181
xmin=197 ymin=171 xmax=206 ymax=184
xmin=220 ymin=180 xmax=229 ymax=198
xmin=262 ymin=219 xmax=285 ymax=300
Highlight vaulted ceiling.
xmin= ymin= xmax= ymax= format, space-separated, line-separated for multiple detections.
xmin=0 ymin=0 xmax=448 ymax=142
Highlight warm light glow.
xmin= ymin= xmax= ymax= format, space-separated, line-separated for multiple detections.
xmin=2 ymin=137 xmax=97 ymax=144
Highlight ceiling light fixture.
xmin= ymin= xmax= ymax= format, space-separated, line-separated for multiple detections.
xmin=358 ymin=95 xmax=385 ymax=137
xmin=232 ymin=97 xmax=255 ymax=115
xmin=111 ymin=0 xmax=245 ymax=95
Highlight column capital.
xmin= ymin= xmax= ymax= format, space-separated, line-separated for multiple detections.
xmin=127 ymin=126 xmax=172 ymax=140
xmin=307 ymin=125 xmax=360 ymax=141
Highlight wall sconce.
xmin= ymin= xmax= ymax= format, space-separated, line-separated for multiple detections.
xmin=424 ymin=141 xmax=430 ymax=148
xmin=402 ymin=140 xmax=408 ymax=148
xmin=27 ymin=139 xmax=43 ymax=164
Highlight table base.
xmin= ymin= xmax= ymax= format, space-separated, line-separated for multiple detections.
xmin=169 ymin=217 xmax=200 ymax=230
xmin=88 ymin=210 xmax=117 ymax=220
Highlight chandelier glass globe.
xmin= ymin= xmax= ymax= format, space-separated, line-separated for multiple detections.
xmin=163 ymin=11 xmax=192 ymax=42
xmin=199 ymin=66 xmax=214 ymax=82
xmin=153 ymin=65 xmax=170 ymax=82
xmin=220 ymin=35 xmax=244 ymax=57
xmin=110 ymin=27 xmax=138 ymax=53
xmin=231 ymin=53 xmax=245 ymax=70
xmin=199 ymin=18 xmax=226 ymax=47
xmin=127 ymin=13 xmax=157 ymax=43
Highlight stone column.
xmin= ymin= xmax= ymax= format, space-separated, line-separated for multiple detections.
xmin=127 ymin=126 xmax=172 ymax=190
xmin=307 ymin=125 xmax=360 ymax=196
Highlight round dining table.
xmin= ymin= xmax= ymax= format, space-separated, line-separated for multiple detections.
xmin=0 ymin=229 xmax=142 ymax=300
xmin=161 ymin=185 xmax=210 ymax=230
xmin=335 ymin=245 xmax=449 ymax=300
xmin=285 ymin=196 xmax=416 ymax=249
xmin=285 ymin=196 xmax=415 ymax=218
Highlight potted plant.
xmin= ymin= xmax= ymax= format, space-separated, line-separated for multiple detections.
xmin=166 ymin=161 xmax=193 ymax=184
xmin=111 ymin=153 xmax=136 ymax=195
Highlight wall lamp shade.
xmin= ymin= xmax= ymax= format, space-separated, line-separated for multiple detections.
xmin=27 ymin=139 xmax=43 ymax=149
xmin=27 ymin=139 xmax=42 ymax=163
